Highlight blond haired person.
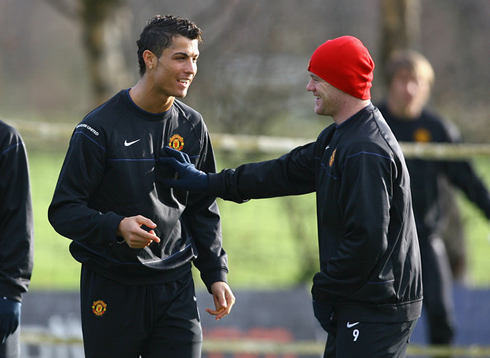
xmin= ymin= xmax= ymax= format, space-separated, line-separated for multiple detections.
xmin=378 ymin=50 xmax=490 ymax=349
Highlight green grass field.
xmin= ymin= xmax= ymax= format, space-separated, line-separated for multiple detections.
xmin=27 ymin=150 xmax=490 ymax=291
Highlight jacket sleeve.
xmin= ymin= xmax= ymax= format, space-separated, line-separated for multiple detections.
xmin=182 ymin=133 xmax=228 ymax=292
xmin=0 ymin=125 xmax=34 ymax=302
xmin=444 ymin=161 xmax=490 ymax=219
xmin=207 ymin=143 xmax=317 ymax=203
xmin=48 ymin=125 xmax=124 ymax=245
xmin=440 ymin=120 xmax=490 ymax=219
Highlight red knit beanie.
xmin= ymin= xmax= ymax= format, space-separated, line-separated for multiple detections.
xmin=308 ymin=36 xmax=375 ymax=100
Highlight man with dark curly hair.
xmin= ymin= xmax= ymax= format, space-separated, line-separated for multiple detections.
xmin=49 ymin=15 xmax=235 ymax=358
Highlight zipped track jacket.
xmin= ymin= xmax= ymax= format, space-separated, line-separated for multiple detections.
xmin=208 ymin=104 xmax=423 ymax=322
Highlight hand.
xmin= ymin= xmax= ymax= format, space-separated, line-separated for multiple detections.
xmin=158 ymin=147 xmax=209 ymax=192
xmin=312 ymin=300 xmax=335 ymax=335
xmin=0 ymin=297 xmax=21 ymax=344
xmin=116 ymin=215 xmax=161 ymax=249
xmin=206 ymin=282 xmax=236 ymax=321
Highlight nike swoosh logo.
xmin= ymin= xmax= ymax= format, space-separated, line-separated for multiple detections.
xmin=124 ymin=139 xmax=141 ymax=147
xmin=346 ymin=321 xmax=360 ymax=328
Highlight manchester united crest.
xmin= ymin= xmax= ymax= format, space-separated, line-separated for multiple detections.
xmin=329 ymin=149 xmax=337 ymax=167
xmin=92 ymin=300 xmax=107 ymax=317
xmin=169 ymin=134 xmax=184 ymax=151
xmin=413 ymin=128 xmax=432 ymax=143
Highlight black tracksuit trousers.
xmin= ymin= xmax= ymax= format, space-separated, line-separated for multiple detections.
xmin=80 ymin=266 xmax=202 ymax=358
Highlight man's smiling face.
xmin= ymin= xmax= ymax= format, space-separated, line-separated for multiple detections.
xmin=306 ymin=72 xmax=344 ymax=118
xmin=150 ymin=35 xmax=200 ymax=100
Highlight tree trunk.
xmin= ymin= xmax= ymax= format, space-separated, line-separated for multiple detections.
xmin=81 ymin=0 xmax=125 ymax=105
xmin=379 ymin=0 xmax=421 ymax=81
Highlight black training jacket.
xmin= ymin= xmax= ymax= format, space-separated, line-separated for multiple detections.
xmin=379 ymin=103 xmax=490 ymax=240
xmin=208 ymin=104 xmax=423 ymax=322
xmin=49 ymin=90 xmax=228 ymax=290
xmin=0 ymin=121 xmax=34 ymax=302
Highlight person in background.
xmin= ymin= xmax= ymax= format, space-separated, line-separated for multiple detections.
xmin=377 ymin=49 xmax=490 ymax=348
xmin=48 ymin=15 xmax=235 ymax=358
xmin=0 ymin=120 xmax=34 ymax=358
xmin=161 ymin=36 xmax=423 ymax=358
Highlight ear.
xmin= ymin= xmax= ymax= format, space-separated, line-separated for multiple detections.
xmin=143 ymin=50 xmax=156 ymax=71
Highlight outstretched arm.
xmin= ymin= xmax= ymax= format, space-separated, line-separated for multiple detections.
xmin=160 ymin=144 xmax=316 ymax=203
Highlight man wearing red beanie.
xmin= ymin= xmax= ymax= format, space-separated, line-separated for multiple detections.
xmin=161 ymin=35 xmax=423 ymax=357
xmin=308 ymin=35 xmax=374 ymax=101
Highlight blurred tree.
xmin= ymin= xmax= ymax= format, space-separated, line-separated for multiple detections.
xmin=44 ymin=0 xmax=128 ymax=105
xmin=379 ymin=0 xmax=421 ymax=82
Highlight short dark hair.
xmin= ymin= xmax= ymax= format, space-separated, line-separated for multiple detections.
xmin=136 ymin=15 xmax=203 ymax=76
